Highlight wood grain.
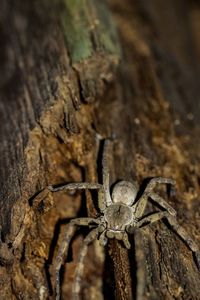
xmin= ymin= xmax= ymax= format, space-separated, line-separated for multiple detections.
xmin=1 ymin=0 xmax=200 ymax=299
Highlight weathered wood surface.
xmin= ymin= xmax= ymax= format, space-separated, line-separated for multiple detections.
xmin=1 ymin=0 xmax=200 ymax=299
xmin=0 ymin=0 xmax=119 ymax=298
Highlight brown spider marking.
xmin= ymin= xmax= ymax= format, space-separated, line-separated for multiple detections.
xmin=48 ymin=139 xmax=200 ymax=300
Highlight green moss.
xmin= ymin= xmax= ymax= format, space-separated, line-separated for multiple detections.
xmin=61 ymin=0 xmax=120 ymax=63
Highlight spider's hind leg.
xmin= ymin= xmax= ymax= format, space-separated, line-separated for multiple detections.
xmin=54 ymin=218 xmax=99 ymax=300
xmin=72 ymin=228 xmax=99 ymax=300
xmin=167 ymin=215 xmax=200 ymax=271
xmin=134 ymin=212 xmax=200 ymax=271
xmin=55 ymin=223 xmax=75 ymax=300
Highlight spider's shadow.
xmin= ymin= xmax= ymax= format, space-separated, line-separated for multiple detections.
xmin=96 ymin=139 xmax=105 ymax=185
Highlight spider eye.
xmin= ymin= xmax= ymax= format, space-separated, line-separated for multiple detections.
xmin=112 ymin=181 xmax=138 ymax=205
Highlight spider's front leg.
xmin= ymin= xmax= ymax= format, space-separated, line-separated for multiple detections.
xmin=48 ymin=182 xmax=102 ymax=192
xmin=144 ymin=177 xmax=175 ymax=194
xmin=133 ymin=177 xmax=176 ymax=220
xmin=48 ymin=182 xmax=107 ymax=213
xmin=54 ymin=217 xmax=100 ymax=300
xmin=102 ymin=139 xmax=113 ymax=207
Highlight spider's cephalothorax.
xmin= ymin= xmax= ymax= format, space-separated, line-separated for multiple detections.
xmin=48 ymin=140 xmax=200 ymax=300
xmin=104 ymin=202 xmax=133 ymax=231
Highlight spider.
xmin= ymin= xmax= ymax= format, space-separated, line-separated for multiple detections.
xmin=49 ymin=140 xmax=200 ymax=300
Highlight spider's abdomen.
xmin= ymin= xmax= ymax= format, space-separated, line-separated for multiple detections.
xmin=104 ymin=203 xmax=132 ymax=230
xmin=112 ymin=181 xmax=138 ymax=205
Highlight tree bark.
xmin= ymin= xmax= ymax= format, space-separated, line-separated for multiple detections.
xmin=1 ymin=0 xmax=200 ymax=299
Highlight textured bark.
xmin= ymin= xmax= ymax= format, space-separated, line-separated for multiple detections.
xmin=1 ymin=0 xmax=200 ymax=299
xmin=0 ymin=0 xmax=119 ymax=299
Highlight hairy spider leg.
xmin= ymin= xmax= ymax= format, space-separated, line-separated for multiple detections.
xmin=148 ymin=192 xmax=176 ymax=216
xmin=55 ymin=223 xmax=75 ymax=300
xmin=133 ymin=177 xmax=176 ymax=219
xmin=135 ymin=211 xmax=200 ymax=270
xmin=54 ymin=218 xmax=99 ymax=300
xmin=136 ymin=211 xmax=169 ymax=227
xmin=98 ymin=188 xmax=107 ymax=213
xmin=49 ymin=182 xmax=102 ymax=192
xmin=72 ymin=228 xmax=99 ymax=300
xmin=102 ymin=139 xmax=113 ymax=206
xmin=49 ymin=182 xmax=106 ymax=214
xmin=144 ymin=177 xmax=175 ymax=193
xmin=49 ymin=181 xmax=107 ymax=214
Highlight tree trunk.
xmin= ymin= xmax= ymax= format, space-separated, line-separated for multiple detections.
xmin=0 ymin=0 xmax=200 ymax=299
